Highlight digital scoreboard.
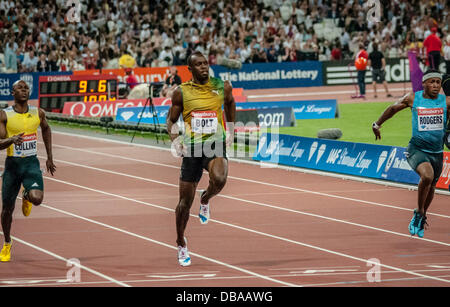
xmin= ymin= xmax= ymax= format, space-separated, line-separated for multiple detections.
xmin=38 ymin=75 xmax=118 ymax=112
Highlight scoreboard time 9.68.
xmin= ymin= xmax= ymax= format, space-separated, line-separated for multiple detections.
xmin=38 ymin=75 xmax=118 ymax=112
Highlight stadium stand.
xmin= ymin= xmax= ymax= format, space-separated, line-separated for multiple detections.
xmin=0 ymin=0 xmax=449 ymax=73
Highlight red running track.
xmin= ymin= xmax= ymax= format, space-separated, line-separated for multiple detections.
xmin=0 ymin=131 xmax=449 ymax=287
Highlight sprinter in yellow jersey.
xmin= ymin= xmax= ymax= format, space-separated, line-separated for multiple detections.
xmin=167 ymin=51 xmax=236 ymax=266
xmin=0 ymin=80 xmax=56 ymax=262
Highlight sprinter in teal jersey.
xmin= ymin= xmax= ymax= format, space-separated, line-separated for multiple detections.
xmin=372 ymin=69 xmax=450 ymax=238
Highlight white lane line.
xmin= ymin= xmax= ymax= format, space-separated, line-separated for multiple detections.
xmin=40 ymin=175 xmax=450 ymax=284
xmin=39 ymin=155 xmax=450 ymax=247
xmin=299 ymin=274 xmax=450 ymax=287
xmin=146 ymin=273 xmax=218 ymax=279
xmin=47 ymin=140 xmax=450 ymax=217
xmin=0 ymin=232 xmax=130 ymax=287
xmin=34 ymin=200 xmax=299 ymax=287
xmin=269 ymin=266 xmax=362 ymax=271
xmin=4 ymin=273 xmax=450 ymax=288
xmin=128 ymin=271 xmax=220 ymax=276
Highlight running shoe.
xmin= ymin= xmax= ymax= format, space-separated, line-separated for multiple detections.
xmin=177 ymin=237 xmax=191 ymax=267
xmin=408 ymin=209 xmax=423 ymax=236
xmin=22 ymin=189 xmax=32 ymax=217
xmin=198 ymin=190 xmax=210 ymax=225
xmin=417 ymin=216 xmax=428 ymax=238
xmin=0 ymin=241 xmax=12 ymax=262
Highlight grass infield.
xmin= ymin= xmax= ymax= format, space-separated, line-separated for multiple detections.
xmin=279 ymin=101 xmax=448 ymax=151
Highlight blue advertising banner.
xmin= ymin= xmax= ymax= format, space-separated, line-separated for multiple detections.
xmin=0 ymin=72 xmax=72 ymax=101
xmin=253 ymin=133 xmax=420 ymax=185
xmin=256 ymin=107 xmax=295 ymax=127
xmin=236 ymin=100 xmax=337 ymax=120
xmin=211 ymin=61 xmax=323 ymax=89
xmin=117 ymin=100 xmax=336 ymax=126
xmin=116 ymin=105 xmax=170 ymax=125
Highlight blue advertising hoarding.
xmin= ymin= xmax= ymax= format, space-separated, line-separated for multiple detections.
xmin=116 ymin=105 xmax=170 ymax=125
xmin=253 ymin=133 xmax=420 ymax=185
xmin=211 ymin=61 xmax=323 ymax=89
xmin=256 ymin=107 xmax=295 ymax=127
xmin=236 ymin=100 xmax=337 ymax=120
xmin=116 ymin=98 xmax=337 ymax=135
xmin=116 ymin=99 xmax=336 ymax=127
xmin=0 ymin=71 xmax=72 ymax=101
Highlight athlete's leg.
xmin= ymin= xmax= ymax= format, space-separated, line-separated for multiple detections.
xmin=423 ymin=153 xmax=444 ymax=216
xmin=1 ymin=161 xmax=22 ymax=244
xmin=175 ymin=180 xmax=198 ymax=247
xmin=415 ymin=162 xmax=435 ymax=216
xmin=176 ymin=154 xmax=203 ymax=247
xmin=200 ymin=157 xmax=228 ymax=205
xmin=1 ymin=205 xmax=15 ymax=244
xmin=22 ymin=156 xmax=45 ymax=207
xmin=423 ymin=184 xmax=435 ymax=215
xmin=372 ymin=81 xmax=377 ymax=97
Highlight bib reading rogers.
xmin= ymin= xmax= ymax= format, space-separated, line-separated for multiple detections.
xmin=13 ymin=133 xmax=37 ymax=157
xmin=191 ymin=111 xmax=218 ymax=134
xmin=417 ymin=108 xmax=444 ymax=131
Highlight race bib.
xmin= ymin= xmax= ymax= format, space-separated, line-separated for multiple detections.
xmin=191 ymin=111 xmax=218 ymax=134
xmin=417 ymin=108 xmax=444 ymax=131
xmin=13 ymin=133 xmax=37 ymax=157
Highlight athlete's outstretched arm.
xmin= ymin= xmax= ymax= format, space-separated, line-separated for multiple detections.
xmin=39 ymin=108 xmax=56 ymax=175
xmin=372 ymin=92 xmax=414 ymax=140
xmin=0 ymin=110 xmax=23 ymax=150
xmin=223 ymin=81 xmax=236 ymax=146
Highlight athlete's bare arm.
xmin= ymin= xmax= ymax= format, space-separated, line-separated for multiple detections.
xmin=0 ymin=110 xmax=24 ymax=150
xmin=372 ymin=92 xmax=414 ymax=140
xmin=223 ymin=81 xmax=236 ymax=146
xmin=167 ymin=86 xmax=183 ymax=142
xmin=39 ymin=108 xmax=56 ymax=175
xmin=223 ymin=81 xmax=236 ymax=128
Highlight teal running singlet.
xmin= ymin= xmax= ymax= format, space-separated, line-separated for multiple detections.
xmin=410 ymin=91 xmax=447 ymax=153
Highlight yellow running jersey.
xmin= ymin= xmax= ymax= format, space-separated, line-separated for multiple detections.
xmin=180 ymin=77 xmax=225 ymax=143
xmin=4 ymin=105 xmax=40 ymax=157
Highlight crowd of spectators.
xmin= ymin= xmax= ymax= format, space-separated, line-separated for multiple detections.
xmin=0 ymin=0 xmax=449 ymax=73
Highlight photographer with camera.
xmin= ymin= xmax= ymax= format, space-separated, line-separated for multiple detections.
xmin=368 ymin=42 xmax=392 ymax=99
xmin=161 ymin=67 xmax=182 ymax=98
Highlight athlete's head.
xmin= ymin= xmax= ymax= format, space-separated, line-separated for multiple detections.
xmin=11 ymin=80 xmax=30 ymax=103
xmin=187 ymin=51 xmax=209 ymax=83
xmin=422 ymin=69 xmax=442 ymax=99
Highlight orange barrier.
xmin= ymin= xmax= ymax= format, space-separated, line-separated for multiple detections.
xmin=232 ymin=88 xmax=244 ymax=96
xmin=233 ymin=95 xmax=247 ymax=102
xmin=436 ymin=152 xmax=449 ymax=191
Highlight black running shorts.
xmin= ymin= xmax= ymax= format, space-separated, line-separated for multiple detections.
xmin=180 ymin=141 xmax=227 ymax=182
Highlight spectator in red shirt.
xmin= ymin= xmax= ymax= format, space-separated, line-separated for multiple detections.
xmin=125 ymin=68 xmax=138 ymax=91
xmin=355 ymin=44 xmax=369 ymax=99
xmin=423 ymin=27 xmax=442 ymax=69
xmin=331 ymin=42 xmax=342 ymax=61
